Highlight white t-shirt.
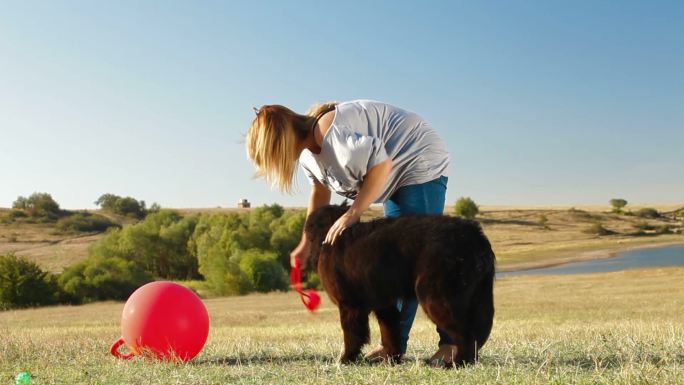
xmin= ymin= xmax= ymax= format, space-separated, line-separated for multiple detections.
xmin=299 ymin=100 xmax=449 ymax=203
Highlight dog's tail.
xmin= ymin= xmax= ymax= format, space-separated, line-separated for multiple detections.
xmin=469 ymin=250 xmax=495 ymax=352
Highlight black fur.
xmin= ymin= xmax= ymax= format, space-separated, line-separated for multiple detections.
xmin=303 ymin=204 xmax=495 ymax=366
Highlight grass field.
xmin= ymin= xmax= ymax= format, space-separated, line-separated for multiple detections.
xmin=2 ymin=268 xmax=683 ymax=384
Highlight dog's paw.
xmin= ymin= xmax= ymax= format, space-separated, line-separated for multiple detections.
xmin=386 ymin=354 xmax=403 ymax=365
xmin=339 ymin=353 xmax=362 ymax=365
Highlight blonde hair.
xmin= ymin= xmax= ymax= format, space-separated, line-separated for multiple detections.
xmin=245 ymin=102 xmax=337 ymax=193
xmin=306 ymin=101 xmax=338 ymax=118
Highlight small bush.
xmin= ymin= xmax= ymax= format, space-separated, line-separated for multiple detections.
xmin=0 ymin=253 xmax=58 ymax=309
xmin=634 ymin=208 xmax=659 ymax=219
xmin=582 ymin=223 xmax=613 ymax=236
xmin=538 ymin=215 xmax=550 ymax=229
xmin=58 ymin=257 xmax=151 ymax=302
xmin=656 ymin=225 xmax=672 ymax=234
xmin=56 ymin=213 xmax=118 ymax=233
xmin=305 ymin=271 xmax=322 ymax=290
xmin=3 ymin=210 xmax=28 ymax=223
xmin=238 ymin=250 xmax=288 ymax=293
xmin=454 ymin=197 xmax=479 ymax=219
xmin=632 ymin=221 xmax=655 ymax=231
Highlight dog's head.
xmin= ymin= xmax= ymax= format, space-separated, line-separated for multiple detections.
xmin=302 ymin=202 xmax=349 ymax=270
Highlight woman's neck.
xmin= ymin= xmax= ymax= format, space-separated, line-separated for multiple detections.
xmin=299 ymin=111 xmax=334 ymax=155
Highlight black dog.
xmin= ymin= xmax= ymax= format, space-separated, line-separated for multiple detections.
xmin=303 ymin=204 xmax=495 ymax=366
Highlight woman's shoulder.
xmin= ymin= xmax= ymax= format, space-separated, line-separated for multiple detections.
xmin=338 ymin=99 xmax=388 ymax=110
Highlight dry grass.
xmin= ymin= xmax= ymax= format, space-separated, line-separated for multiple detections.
xmin=1 ymin=268 xmax=683 ymax=384
xmin=0 ymin=208 xmax=131 ymax=273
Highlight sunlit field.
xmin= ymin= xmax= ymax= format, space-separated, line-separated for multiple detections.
xmin=2 ymin=268 xmax=683 ymax=385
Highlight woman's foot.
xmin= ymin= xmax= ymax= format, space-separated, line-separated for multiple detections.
xmin=428 ymin=344 xmax=458 ymax=367
xmin=363 ymin=345 xmax=388 ymax=362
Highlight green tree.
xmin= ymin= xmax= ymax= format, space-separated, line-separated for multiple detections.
xmin=94 ymin=193 xmax=119 ymax=210
xmin=12 ymin=192 xmax=61 ymax=219
xmin=189 ymin=213 xmax=249 ymax=295
xmin=95 ymin=193 xmax=147 ymax=219
xmin=88 ymin=210 xmax=199 ymax=279
xmin=58 ymin=256 xmax=151 ymax=302
xmin=269 ymin=211 xmax=306 ymax=269
xmin=454 ymin=197 xmax=479 ymax=219
xmin=0 ymin=253 xmax=58 ymax=309
xmin=238 ymin=249 xmax=288 ymax=293
xmin=610 ymin=198 xmax=628 ymax=214
xmin=188 ymin=204 xmax=301 ymax=296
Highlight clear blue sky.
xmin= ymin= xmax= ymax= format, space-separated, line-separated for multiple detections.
xmin=1 ymin=1 xmax=682 ymax=209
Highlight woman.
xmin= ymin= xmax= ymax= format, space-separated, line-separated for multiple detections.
xmin=246 ymin=99 xmax=454 ymax=364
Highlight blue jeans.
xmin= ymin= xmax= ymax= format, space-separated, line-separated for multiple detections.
xmin=383 ymin=175 xmax=451 ymax=354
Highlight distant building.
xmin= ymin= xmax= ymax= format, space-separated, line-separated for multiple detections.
xmin=237 ymin=198 xmax=251 ymax=208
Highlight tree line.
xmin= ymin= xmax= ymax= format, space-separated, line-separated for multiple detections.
xmin=2 ymin=193 xmax=306 ymax=309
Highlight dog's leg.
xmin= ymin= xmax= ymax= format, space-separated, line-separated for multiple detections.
xmin=419 ymin=298 xmax=476 ymax=366
xmin=338 ymin=305 xmax=370 ymax=364
xmin=373 ymin=306 xmax=402 ymax=364
xmin=416 ymin=278 xmax=478 ymax=367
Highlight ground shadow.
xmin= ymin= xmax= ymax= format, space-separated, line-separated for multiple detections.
xmin=192 ymin=352 xmax=336 ymax=366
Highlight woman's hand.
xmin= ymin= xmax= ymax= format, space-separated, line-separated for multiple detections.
xmin=324 ymin=209 xmax=361 ymax=245
xmin=290 ymin=239 xmax=311 ymax=268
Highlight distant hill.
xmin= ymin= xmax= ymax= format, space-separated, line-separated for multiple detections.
xmin=0 ymin=208 xmax=133 ymax=273
xmin=1 ymin=204 xmax=682 ymax=273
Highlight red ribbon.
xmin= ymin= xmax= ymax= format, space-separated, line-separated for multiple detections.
xmin=290 ymin=258 xmax=321 ymax=312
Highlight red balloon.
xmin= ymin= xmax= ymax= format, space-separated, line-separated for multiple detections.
xmin=110 ymin=281 xmax=209 ymax=362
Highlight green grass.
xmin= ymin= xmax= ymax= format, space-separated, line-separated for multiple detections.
xmin=2 ymin=268 xmax=683 ymax=384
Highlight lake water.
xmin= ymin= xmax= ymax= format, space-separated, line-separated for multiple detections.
xmin=499 ymin=244 xmax=684 ymax=277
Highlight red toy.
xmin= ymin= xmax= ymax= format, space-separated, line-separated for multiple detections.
xmin=290 ymin=258 xmax=321 ymax=312
xmin=110 ymin=281 xmax=209 ymax=362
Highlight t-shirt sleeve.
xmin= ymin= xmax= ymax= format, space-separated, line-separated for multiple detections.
xmin=300 ymin=162 xmax=319 ymax=185
xmin=337 ymin=131 xmax=389 ymax=181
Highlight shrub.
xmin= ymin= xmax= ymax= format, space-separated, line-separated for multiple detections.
xmin=189 ymin=205 xmax=304 ymax=296
xmin=305 ymin=271 xmax=322 ymax=290
xmin=88 ymin=210 xmax=200 ymax=280
xmin=7 ymin=210 xmax=27 ymax=221
xmin=538 ymin=215 xmax=549 ymax=229
xmin=609 ymin=198 xmax=628 ymax=213
xmin=269 ymin=211 xmax=306 ymax=269
xmin=58 ymin=257 xmax=151 ymax=302
xmin=632 ymin=221 xmax=655 ymax=231
xmin=12 ymin=192 xmax=62 ymax=219
xmin=656 ymin=225 xmax=672 ymax=234
xmin=0 ymin=253 xmax=58 ymax=309
xmin=56 ymin=213 xmax=119 ymax=233
xmin=582 ymin=223 xmax=613 ymax=236
xmin=238 ymin=249 xmax=288 ymax=293
xmin=95 ymin=193 xmax=147 ymax=219
xmin=634 ymin=208 xmax=659 ymax=219
xmin=454 ymin=197 xmax=479 ymax=219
